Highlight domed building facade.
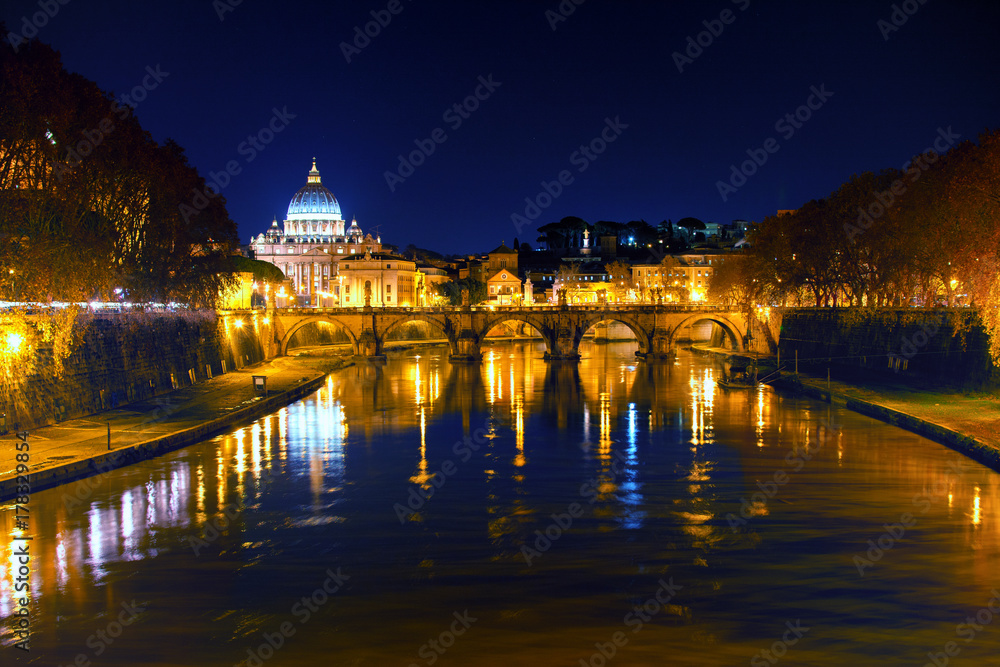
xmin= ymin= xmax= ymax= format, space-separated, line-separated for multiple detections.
xmin=251 ymin=159 xmax=384 ymax=305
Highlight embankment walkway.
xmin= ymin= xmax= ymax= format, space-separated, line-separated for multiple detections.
xmin=0 ymin=354 xmax=352 ymax=501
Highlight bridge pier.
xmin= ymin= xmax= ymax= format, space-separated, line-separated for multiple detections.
xmin=355 ymin=307 xmax=386 ymax=361
xmin=636 ymin=330 xmax=675 ymax=361
xmin=591 ymin=321 xmax=611 ymax=344
xmin=543 ymin=325 xmax=581 ymax=361
xmin=448 ymin=310 xmax=481 ymax=362
xmin=450 ymin=328 xmax=482 ymax=363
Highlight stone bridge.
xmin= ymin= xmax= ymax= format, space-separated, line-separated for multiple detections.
xmin=250 ymin=304 xmax=748 ymax=363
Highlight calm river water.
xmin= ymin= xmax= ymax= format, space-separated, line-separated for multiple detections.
xmin=3 ymin=342 xmax=1000 ymax=666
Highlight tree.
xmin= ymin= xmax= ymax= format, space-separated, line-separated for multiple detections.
xmin=657 ymin=255 xmax=690 ymax=303
xmin=675 ymin=217 xmax=706 ymax=244
xmin=0 ymin=35 xmax=238 ymax=306
xmin=436 ymin=278 xmax=486 ymax=306
xmin=604 ymin=260 xmax=633 ymax=302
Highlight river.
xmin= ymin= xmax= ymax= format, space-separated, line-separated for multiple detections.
xmin=2 ymin=341 xmax=999 ymax=666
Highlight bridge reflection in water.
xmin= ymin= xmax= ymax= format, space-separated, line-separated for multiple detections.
xmin=1 ymin=342 xmax=998 ymax=665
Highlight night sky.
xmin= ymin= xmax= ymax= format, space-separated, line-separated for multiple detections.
xmin=4 ymin=0 xmax=998 ymax=255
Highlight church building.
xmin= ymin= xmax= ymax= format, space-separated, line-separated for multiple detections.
xmin=250 ymin=159 xmax=382 ymax=305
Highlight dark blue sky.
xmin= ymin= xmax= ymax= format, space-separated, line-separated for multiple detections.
xmin=4 ymin=0 xmax=998 ymax=254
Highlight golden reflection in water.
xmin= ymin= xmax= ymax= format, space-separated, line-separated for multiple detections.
xmin=688 ymin=368 xmax=715 ymax=446
xmin=196 ymin=464 xmax=206 ymax=525
xmin=264 ymin=414 xmax=273 ymax=467
xmin=513 ymin=396 xmax=526 ymax=468
xmin=599 ymin=391 xmax=612 ymax=460
xmin=251 ymin=422 xmax=262 ymax=481
xmin=234 ymin=427 xmax=246 ymax=499
xmin=414 ymin=357 xmax=422 ymax=405
xmin=486 ymin=349 xmax=496 ymax=405
xmin=278 ymin=407 xmax=288 ymax=463
xmin=410 ymin=406 xmax=430 ymax=486
xmin=217 ymin=454 xmax=225 ymax=508
xmin=756 ymin=386 xmax=766 ymax=447
xmin=973 ymin=487 xmax=981 ymax=526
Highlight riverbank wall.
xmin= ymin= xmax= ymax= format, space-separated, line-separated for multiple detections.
xmin=2 ymin=310 xmax=270 ymax=432
xmin=775 ymin=308 xmax=995 ymax=390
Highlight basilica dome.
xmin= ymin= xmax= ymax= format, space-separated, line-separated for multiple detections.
xmin=285 ymin=159 xmax=342 ymax=222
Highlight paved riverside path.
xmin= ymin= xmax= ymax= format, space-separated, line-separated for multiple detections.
xmin=0 ymin=354 xmax=351 ymax=500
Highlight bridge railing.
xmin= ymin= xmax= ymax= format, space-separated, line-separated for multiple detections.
xmin=256 ymin=303 xmax=733 ymax=315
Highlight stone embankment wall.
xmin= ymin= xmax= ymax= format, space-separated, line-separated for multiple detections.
xmin=776 ymin=308 xmax=995 ymax=390
xmin=5 ymin=311 xmax=268 ymax=431
xmin=704 ymin=308 xmax=995 ymax=389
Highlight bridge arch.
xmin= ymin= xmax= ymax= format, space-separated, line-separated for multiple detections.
xmin=477 ymin=312 xmax=552 ymax=355
xmin=280 ymin=316 xmax=359 ymax=356
xmin=670 ymin=313 xmax=744 ymax=351
xmin=478 ymin=312 xmax=547 ymax=338
xmin=380 ymin=313 xmax=459 ymax=356
xmin=578 ymin=314 xmax=649 ymax=356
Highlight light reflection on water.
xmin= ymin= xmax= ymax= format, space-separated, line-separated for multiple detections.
xmin=0 ymin=341 xmax=998 ymax=665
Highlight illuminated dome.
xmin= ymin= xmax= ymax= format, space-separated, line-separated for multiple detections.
xmin=285 ymin=159 xmax=343 ymax=225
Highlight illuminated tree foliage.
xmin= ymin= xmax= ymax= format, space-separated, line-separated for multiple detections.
xmin=0 ymin=33 xmax=238 ymax=305
xmin=603 ymin=260 xmax=634 ymax=302
xmin=741 ymin=129 xmax=1000 ymax=361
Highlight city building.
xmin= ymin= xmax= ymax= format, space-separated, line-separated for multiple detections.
xmin=336 ymin=250 xmax=420 ymax=307
xmin=486 ymin=268 xmax=522 ymax=305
